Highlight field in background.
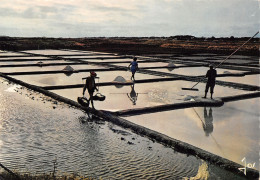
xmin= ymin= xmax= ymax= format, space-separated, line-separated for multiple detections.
xmin=0 ymin=36 xmax=259 ymax=56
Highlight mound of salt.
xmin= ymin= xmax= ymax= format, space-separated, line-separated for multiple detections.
xmin=113 ymin=76 xmax=126 ymax=83
xmin=167 ymin=62 xmax=176 ymax=71
xmin=167 ymin=62 xmax=176 ymax=68
xmin=63 ymin=65 xmax=74 ymax=72
xmin=113 ymin=76 xmax=127 ymax=88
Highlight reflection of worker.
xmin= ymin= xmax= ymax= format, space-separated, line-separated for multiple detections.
xmin=204 ymin=65 xmax=217 ymax=99
xmin=203 ymin=107 xmax=213 ymax=136
xmin=83 ymin=71 xmax=98 ymax=109
xmin=127 ymin=84 xmax=138 ymax=105
xmin=128 ymin=57 xmax=138 ymax=81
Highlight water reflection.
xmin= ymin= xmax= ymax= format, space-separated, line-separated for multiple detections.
xmin=127 ymin=84 xmax=138 ymax=105
xmin=167 ymin=67 xmax=175 ymax=72
xmin=193 ymin=107 xmax=226 ymax=157
xmin=203 ymin=107 xmax=214 ymax=136
xmin=64 ymin=72 xmax=73 ymax=77
xmin=193 ymin=107 xmax=214 ymax=137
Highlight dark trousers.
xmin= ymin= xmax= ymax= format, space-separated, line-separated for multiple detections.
xmin=205 ymin=82 xmax=215 ymax=93
xmin=88 ymin=89 xmax=95 ymax=107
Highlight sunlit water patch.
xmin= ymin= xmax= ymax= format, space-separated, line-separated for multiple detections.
xmin=125 ymin=98 xmax=259 ymax=170
xmin=111 ymin=62 xmax=169 ymax=68
xmin=218 ymin=74 xmax=260 ymax=86
xmin=60 ymin=55 xmax=119 ymax=59
xmin=0 ymin=52 xmax=26 ymax=56
xmin=151 ymin=66 xmax=244 ymax=76
xmin=11 ymin=71 xmax=163 ymax=87
xmin=51 ymin=80 xmax=248 ymax=111
xmin=0 ymin=60 xmax=70 ymax=66
xmin=0 ymin=64 xmax=106 ymax=73
xmin=22 ymin=50 xmax=93 ymax=56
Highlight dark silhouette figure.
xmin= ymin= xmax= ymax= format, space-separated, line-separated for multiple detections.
xmin=128 ymin=57 xmax=138 ymax=81
xmin=203 ymin=107 xmax=214 ymax=136
xmin=83 ymin=71 xmax=98 ymax=109
xmin=204 ymin=65 xmax=217 ymax=99
xmin=127 ymin=84 xmax=138 ymax=105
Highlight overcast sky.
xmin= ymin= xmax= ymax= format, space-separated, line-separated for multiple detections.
xmin=0 ymin=0 xmax=259 ymax=37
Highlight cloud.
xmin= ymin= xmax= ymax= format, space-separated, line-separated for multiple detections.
xmin=0 ymin=7 xmax=19 ymax=17
xmin=0 ymin=0 xmax=259 ymax=37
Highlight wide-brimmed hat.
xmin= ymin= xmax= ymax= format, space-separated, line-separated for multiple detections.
xmin=90 ymin=71 xmax=97 ymax=76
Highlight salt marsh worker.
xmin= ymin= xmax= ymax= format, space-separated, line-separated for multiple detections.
xmin=128 ymin=57 xmax=138 ymax=81
xmin=204 ymin=65 xmax=217 ymax=99
xmin=83 ymin=71 xmax=98 ymax=108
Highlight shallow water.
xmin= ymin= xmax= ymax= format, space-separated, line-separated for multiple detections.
xmin=61 ymin=55 xmax=120 ymax=59
xmin=0 ymin=56 xmax=49 ymax=60
xmin=112 ymin=62 xmax=170 ymax=68
xmin=0 ymin=64 xmax=106 ymax=73
xmin=0 ymin=52 xmax=26 ymax=56
xmin=11 ymin=71 xmax=163 ymax=87
xmin=214 ymin=55 xmax=257 ymax=60
xmin=51 ymin=80 xmax=248 ymax=111
xmin=0 ymin=50 xmax=258 ymax=179
xmin=207 ymin=59 xmax=256 ymax=65
xmin=125 ymin=98 xmax=259 ymax=170
xmin=151 ymin=67 xmax=244 ymax=76
xmin=0 ymin=60 xmax=70 ymax=66
xmin=22 ymin=49 xmax=94 ymax=55
xmin=0 ymin=81 xmax=246 ymax=179
xmin=218 ymin=74 xmax=260 ymax=86
xmin=176 ymin=56 xmax=216 ymax=60
xmin=79 ymin=57 xmax=134 ymax=63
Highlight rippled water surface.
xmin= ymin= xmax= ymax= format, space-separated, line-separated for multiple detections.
xmin=0 ymin=82 xmax=200 ymax=179
xmin=0 ymin=81 xmax=246 ymax=179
